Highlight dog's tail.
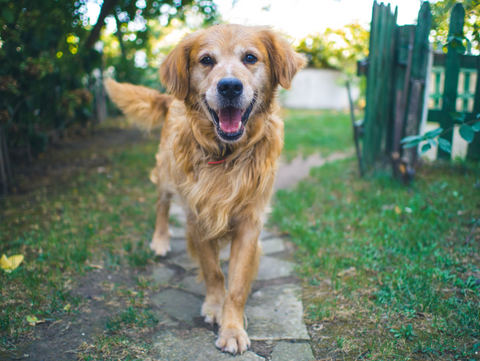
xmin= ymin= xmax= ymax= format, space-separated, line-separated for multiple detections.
xmin=104 ymin=78 xmax=173 ymax=131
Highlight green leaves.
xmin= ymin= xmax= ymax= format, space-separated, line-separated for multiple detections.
xmin=438 ymin=138 xmax=452 ymax=153
xmin=459 ymin=124 xmax=475 ymax=143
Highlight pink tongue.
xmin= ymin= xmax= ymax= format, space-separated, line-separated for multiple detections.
xmin=219 ymin=107 xmax=242 ymax=133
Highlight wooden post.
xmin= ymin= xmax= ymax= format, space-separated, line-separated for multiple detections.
xmin=346 ymin=82 xmax=364 ymax=176
xmin=466 ymin=56 xmax=480 ymax=160
xmin=362 ymin=2 xmax=398 ymax=172
xmin=438 ymin=3 xmax=465 ymax=160
xmin=403 ymin=2 xmax=431 ymax=171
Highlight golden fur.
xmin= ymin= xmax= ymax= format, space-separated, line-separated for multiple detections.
xmin=105 ymin=24 xmax=305 ymax=355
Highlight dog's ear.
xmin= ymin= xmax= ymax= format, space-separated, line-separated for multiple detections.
xmin=160 ymin=32 xmax=199 ymax=100
xmin=261 ymin=29 xmax=307 ymax=90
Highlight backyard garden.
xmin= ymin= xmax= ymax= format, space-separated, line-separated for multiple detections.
xmin=1 ymin=0 xmax=480 ymax=360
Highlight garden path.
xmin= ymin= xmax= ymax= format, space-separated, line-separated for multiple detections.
xmin=148 ymin=152 xmax=350 ymax=360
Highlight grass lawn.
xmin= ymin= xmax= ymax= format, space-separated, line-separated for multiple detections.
xmin=282 ymin=109 xmax=354 ymax=161
xmin=1 ymin=134 xmax=164 ymax=359
xmin=270 ymin=159 xmax=480 ymax=360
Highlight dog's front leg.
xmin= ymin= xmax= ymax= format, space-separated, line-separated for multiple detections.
xmin=196 ymin=239 xmax=227 ymax=326
xmin=216 ymin=222 xmax=261 ymax=355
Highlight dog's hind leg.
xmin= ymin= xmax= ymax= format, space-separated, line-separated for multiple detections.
xmin=150 ymin=192 xmax=172 ymax=256
xmin=215 ymin=221 xmax=261 ymax=355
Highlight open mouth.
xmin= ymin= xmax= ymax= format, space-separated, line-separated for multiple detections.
xmin=206 ymin=100 xmax=255 ymax=142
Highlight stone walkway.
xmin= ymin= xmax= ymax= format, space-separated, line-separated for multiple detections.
xmin=147 ymin=152 xmax=352 ymax=360
xmin=149 ymin=203 xmax=314 ymax=360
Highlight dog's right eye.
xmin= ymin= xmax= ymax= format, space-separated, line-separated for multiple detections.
xmin=200 ymin=56 xmax=213 ymax=65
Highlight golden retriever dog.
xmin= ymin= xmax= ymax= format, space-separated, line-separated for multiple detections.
xmin=105 ymin=24 xmax=305 ymax=355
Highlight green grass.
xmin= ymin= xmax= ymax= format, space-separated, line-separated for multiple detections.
xmin=270 ymin=159 xmax=480 ymax=360
xmin=0 ymin=139 xmax=160 ymax=350
xmin=282 ymin=109 xmax=354 ymax=161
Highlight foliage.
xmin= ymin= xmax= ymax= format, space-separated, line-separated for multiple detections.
xmin=0 ymin=0 xmax=217 ymax=191
xmin=430 ymin=0 xmax=480 ymax=50
xmin=401 ymin=112 xmax=480 ymax=155
xmin=296 ymin=21 xmax=369 ymax=75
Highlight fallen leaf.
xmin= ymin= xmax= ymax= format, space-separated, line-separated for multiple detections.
xmin=26 ymin=315 xmax=44 ymax=326
xmin=1 ymin=254 xmax=24 ymax=273
xmin=394 ymin=206 xmax=402 ymax=215
xmin=63 ymin=303 xmax=71 ymax=312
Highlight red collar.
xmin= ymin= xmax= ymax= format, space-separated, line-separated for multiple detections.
xmin=208 ymin=158 xmax=228 ymax=165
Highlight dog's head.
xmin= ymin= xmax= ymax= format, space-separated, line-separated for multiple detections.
xmin=160 ymin=25 xmax=306 ymax=143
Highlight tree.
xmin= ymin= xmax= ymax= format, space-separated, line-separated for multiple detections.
xmin=0 ymin=0 xmax=218 ymax=194
xmin=430 ymin=0 xmax=480 ymax=50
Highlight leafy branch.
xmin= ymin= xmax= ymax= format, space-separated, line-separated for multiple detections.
xmin=400 ymin=112 xmax=480 ymax=154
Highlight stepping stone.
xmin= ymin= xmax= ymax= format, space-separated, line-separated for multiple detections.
xmin=221 ymin=256 xmax=294 ymax=281
xmin=170 ymin=253 xmax=198 ymax=270
xmin=260 ymin=229 xmax=275 ymax=240
xmin=219 ymin=238 xmax=285 ymax=259
xmin=261 ymin=238 xmax=285 ymax=255
xmin=170 ymin=239 xmax=187 ymax=253
xmin=152 ymin=265 xmax=176 ymax=284
xmin=257 ymin=256 xmax=295 ymax=280
xmin=219 ymin=243 xmax=231 ymax=260
xmin=154 ymin=328 xmax=264 ymax=360
xmin=152 ymin=289 xmax=202 ymax=323
xmin=171 ymin=226 xmax=186 ymax=239
xmin=179 ymin=274 xmax=206 ymax=296
xmin=271 ymin=341 xmax=314 ymax=361
xmin=246 ymin=284 xmax=310 ymax=340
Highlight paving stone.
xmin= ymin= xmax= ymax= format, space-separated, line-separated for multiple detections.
xmin=260 ymin=229 xmax=275 ymax=240
xmin=154 ymin=328 xmax=264 ymax=361
xmin=179 ymin=274 xmax=206 ymax=296
xmin=256 ymin=256 xmax=295 ymax=280
xmin=170 ymin=253 xmax=198 ymax=270
xmin=246 ymin=284 xmax=310 ymax=340
xmin=169 ymin=239 xmax=187 ymax=253
xmin=170 ymin=226 xmax=186 ymax=239
xmin=151 ymin=265 xmax=175 ymax=285
xmin=152 ymin=289 xmax=202 ymax=323
xmin=219 ymin=243 xmax=231 ymax=260
xmin=270 ymin=341 xmax=314 ymax=361
xmin=261 ymin=238 xmax=285 ymax=255
xmin=221 ymin=255 xmax=294 ymax=281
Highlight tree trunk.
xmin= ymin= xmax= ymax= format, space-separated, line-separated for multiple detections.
xmin=85 ymin=0 xmax=119 ymax=49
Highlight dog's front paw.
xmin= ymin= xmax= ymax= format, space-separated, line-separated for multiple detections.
xmin=215 ymin=327 xmax=250 ymax=355
xmin=201 ymin=299 xmax=223 ymax=325
xmin=150 ymin=231 xmax=171 ymax=256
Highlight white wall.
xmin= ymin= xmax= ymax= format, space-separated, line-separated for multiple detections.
xmin=280 ymin=68 xmax=359 ymax=110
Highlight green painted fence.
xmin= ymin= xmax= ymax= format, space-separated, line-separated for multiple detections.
xmin=359 ymin=1 xmax=480 ymax=181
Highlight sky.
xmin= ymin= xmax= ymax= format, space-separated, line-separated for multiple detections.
xmin=87 ymin=0 xmax=428 ymax=41
xmin=213 ymin=0 xmax=426 ymax=40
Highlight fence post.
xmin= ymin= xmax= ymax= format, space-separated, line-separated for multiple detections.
xmin=438 ymin=3 xmax=465 ymax=160
xmin=403 ymin=2 xmax=431 ymax=169
xmin=466 ymin=56 xmax=480 ymax=160
xmin=362 ymin=2 xmax=398 ymax=172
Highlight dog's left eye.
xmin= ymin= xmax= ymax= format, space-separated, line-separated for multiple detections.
xmin=244 ymin=54 xmax=257 ymax=64
xmin=201 ymin=56 xmax=213 ymax=65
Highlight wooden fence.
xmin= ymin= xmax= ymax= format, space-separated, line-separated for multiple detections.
xmin=358 ymin=1 xmax=480 ymax=181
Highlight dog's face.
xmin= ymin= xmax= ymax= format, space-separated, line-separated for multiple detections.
xmin=161 ymin=25 xmax=306 ymax=143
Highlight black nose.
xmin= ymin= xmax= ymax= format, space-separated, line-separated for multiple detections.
xmin=217 ymin=78 xmax=243 ymax=100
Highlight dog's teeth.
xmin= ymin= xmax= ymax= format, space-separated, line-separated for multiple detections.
xmin=237 ymin=122 xmax=242 ymax=131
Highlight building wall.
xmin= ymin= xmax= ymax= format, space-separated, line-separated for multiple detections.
xmin=280 ymin=68 xmax=360 ymax=110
